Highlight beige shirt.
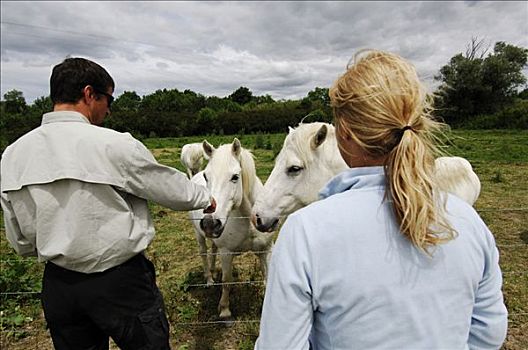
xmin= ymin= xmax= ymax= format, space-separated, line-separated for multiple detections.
xmin=1 ymin=111 xmax=211 ymax=273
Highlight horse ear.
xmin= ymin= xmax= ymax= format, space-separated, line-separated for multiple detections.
xmin=311 ymin=125 xmax=328 ymax=149
xmin=203 ymin=140 xmax=215 ymax=158
xmin=232 ymin=138 xmax=241 ymax=157
xmin=288 ymin=126 xmax=295 ymax=134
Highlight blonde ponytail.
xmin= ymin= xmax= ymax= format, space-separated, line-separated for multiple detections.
xmin=330 ymin=50 xmax=456 ymax=253
xmin=385 ymin=122 xmax=455 ymax=252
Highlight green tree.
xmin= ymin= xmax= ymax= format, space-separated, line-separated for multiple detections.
xmin=518 ymin=88 xmax=528 ymax=100
xmin=253 ymin=94 xmax=275 ymax=105
xmin=0 ymin=91 xmax=41 ymax=148
xmin=299 ymin=87 xmax=332 ymax=122
xmin=3 ymin=89 xmax=27 ymax=114
xmin=197 ymin=107 xmax=218 ymax=134
xmin=306 ymin=87 xmax=330 ymax=106
xmin=434 ymin=39 xmax=528 ymax=125
xmin=30 ymin=96 xmax=53 ymax=116
xmin=112 ymin=91 xmax=141 ymax=112
xmin=229 ymin=86 xmax=253 ymax=105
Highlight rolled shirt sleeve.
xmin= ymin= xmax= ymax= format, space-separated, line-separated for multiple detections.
xmin=122 ymin=138 xmax=212 ymax=211
xmin=255 ymin=214 xmax=314 ymax=350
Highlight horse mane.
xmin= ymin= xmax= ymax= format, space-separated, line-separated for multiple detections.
xmin=288 ymin=122 xmax=337 ymax=165
xmin=239 ymin=148 xmax=259 ymax=204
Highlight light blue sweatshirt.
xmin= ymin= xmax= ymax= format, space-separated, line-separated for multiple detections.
xmin=255 ymin=166 xmax=507 ymax=350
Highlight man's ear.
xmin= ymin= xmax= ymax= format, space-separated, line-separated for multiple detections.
xmin=82 ymin=85 xmax=95 ymax=103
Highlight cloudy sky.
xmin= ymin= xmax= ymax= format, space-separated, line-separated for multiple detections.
xmin=1 ymin=1 xmax=527 ymax=103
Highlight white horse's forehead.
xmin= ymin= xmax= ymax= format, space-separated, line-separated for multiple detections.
xmin=278 ymin=131 xmax=311 ymax=166
xmin=207 ymin=145 xmax=241 ymax=176
xmin=276 ymin=142 xmax=303 ymax=167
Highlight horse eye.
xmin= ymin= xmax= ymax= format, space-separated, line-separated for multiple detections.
xmin=230 ymin=174 xmax=240 ymax=183
xmin=203 ymin=173 xmax=208 ymax=182
xmin=287 ymin=166 xmax=303 ymax=176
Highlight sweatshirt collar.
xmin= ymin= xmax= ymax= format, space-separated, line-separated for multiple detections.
xmin=319 ymin=166 xmax=386 ymax=199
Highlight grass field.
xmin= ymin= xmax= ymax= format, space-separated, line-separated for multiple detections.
xmin=1 ymin=129 xmax=527 ymax=349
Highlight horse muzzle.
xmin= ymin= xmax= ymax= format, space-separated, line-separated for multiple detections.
xmin=253 ymin=213 xmax=279 ymax=233
xmin=200 ymin=214 xmax=224 ymax=238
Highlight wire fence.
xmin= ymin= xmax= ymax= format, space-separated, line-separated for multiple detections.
xmin=1 ymin=206 xmax=526 ymax=290
xmin=1 ymin=206 xmax=527 ymax=347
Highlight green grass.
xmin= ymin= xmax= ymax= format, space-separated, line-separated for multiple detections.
xmin=1 ymin=129 xmax=527 ymax=349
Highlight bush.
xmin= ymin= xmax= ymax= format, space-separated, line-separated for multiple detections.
xmin=254 ymin=133 xmax=265 ymax=149
xmin=459 ymin=114 xmax=502 ymax=129
xmin=272 ymin=141 xmax=283 ymax=159
xmin=457 ymin=99 xmax=528 ymax=129
xmin=0 ymin=251 xmax=42 ymax=332
xmin=265 ymin=137 xmax=272 ymax=150
xmin=497 ymin=99 xmax=528 ymax=129
xmin=0 ymin=253 xmax=41 ymax=298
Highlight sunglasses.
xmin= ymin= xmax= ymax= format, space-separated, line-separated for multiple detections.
xmin=93 ymin=88 xmax=114 ymax=108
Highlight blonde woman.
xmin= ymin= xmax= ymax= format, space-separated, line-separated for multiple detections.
xmin=255 ymin=50 xmax=507 ymax=349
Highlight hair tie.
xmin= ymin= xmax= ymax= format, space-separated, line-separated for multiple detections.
xmin=401 ymin=125 xmax=413 ymax=132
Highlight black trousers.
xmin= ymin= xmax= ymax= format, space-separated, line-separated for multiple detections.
xmin=41 ymin=254 xmax=171 ymax=350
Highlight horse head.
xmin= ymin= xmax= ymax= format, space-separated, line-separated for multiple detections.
xmin=198 ymin=138 xmax=259 ymax=238
xmin=252 ymin=122 xmax=348 ymax=232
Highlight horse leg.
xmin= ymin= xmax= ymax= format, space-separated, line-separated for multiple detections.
xmin=257 ymin=250 xmax=271 ymax=287
xmin=196 ymin=235 xmax=213 ymax=285
xmin=218 ymin=253 xmax=234 ymax=320
xmin=209 ymin=242 xmax=218 ymax=282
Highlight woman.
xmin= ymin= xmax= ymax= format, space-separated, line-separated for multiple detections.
xmin=255 ymin=50 xmax=507 ymax=350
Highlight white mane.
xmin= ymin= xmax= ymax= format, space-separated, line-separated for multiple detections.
xmin=240 ymin=148 xmax=259 ymax=205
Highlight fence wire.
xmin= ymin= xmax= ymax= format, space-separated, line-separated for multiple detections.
xmin=2 ymin=311 xmax=528 ymax=335
xmin=1 ymin=238 xmax=527 ymax=265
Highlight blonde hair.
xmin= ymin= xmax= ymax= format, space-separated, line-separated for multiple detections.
xmin=329 ymin=50 xmax=456 ymax=253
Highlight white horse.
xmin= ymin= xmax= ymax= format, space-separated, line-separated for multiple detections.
xmin=181 ymin=142 xmax=207 ymax=178
xmin=189 ymin=138 xmax=274 ymax=320
xmin=434 ymin=156 xmax=481 ymax=205
xmin=252 ymin=122 xmax=481 ymax=232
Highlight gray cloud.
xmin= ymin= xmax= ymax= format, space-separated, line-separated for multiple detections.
xmin=1 ymin=1 xmax=526 ymax=102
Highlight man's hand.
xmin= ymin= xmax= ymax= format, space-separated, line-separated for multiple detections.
xmin=203 ymin=197 xmax=216 ymax=213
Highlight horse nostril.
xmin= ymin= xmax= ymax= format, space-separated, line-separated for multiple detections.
xmin=214 ymin=219 xmax=222 ymax=230
xmin=256 ymin=216 xmax=262 ymax=226
xmin=272 ymin=218 xmax=279 ymax=229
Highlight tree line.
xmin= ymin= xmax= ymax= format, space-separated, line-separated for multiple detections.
xmin=1 ymin=40 xmax=526 ymax=151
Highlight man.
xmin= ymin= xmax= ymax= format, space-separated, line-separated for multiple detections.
xmin=0 ymin=57 xmax=215 ymax=350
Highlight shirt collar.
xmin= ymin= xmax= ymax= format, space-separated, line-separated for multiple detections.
xmin=42 ymin=111 xmax=91 ymax=125
xmin=319 ymin=166 xmax=386 ymax=199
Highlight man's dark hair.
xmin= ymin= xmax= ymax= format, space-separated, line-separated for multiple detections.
xmin=50 ymin=57 xmax=115 ymax=105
